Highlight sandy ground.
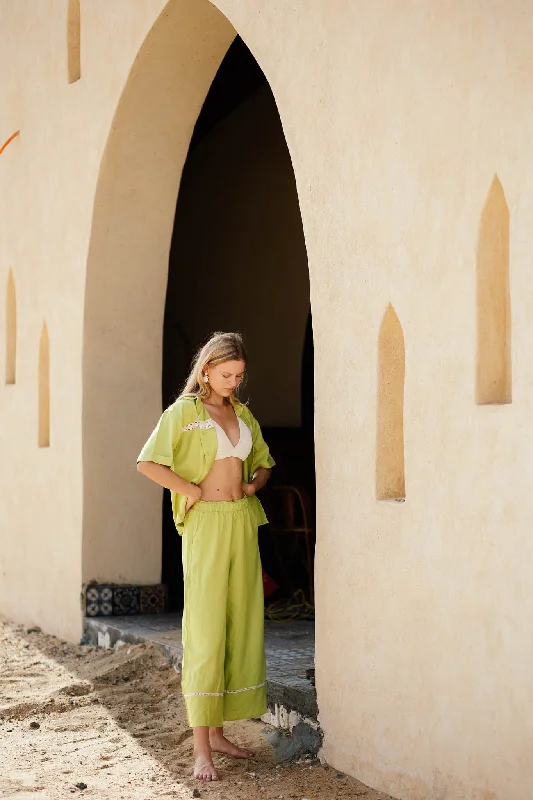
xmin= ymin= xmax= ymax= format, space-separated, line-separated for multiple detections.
xmin=0 ymin=618 xmax=395 ymax=800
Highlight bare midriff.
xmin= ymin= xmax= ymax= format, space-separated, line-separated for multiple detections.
xmin=197 ymin=457 xmax=245 ymax=502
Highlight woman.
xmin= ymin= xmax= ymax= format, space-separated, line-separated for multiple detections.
xmin=136 ymin=332 xmax=275 ymax=782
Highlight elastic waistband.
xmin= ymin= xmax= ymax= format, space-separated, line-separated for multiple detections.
xmin=191 ymin=495 xmax=250 ymax=514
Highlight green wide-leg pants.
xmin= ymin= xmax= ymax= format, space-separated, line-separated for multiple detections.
xmin=181 ymin=496 xmax=267 ymax=727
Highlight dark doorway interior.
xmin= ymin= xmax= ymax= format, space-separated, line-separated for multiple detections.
xmin=162 ymin=36 xmax=314 ymax=611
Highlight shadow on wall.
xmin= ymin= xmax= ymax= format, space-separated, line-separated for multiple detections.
xmin=3 ymin=267 xmax=50 ymax=448
xmin=376 ymin=303 xmax=405 ymax=502
xmin=67 ymin=0 xmax=81 ymax=84
xmin=476 ymin=174 xmax=511 ymax=406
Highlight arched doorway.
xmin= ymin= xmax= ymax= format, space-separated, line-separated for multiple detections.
xmin=82 ymin=1 xmax=313 ymax=608
xmin=162 ymin=35 xmax=313 ymax=609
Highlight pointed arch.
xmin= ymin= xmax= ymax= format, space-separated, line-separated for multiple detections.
xmin=38 ymin=322 xmax=50 ymax=447
xmin=82 ymin=1 xmax=241 ymax=583
xmin=476 ymin=175 xmax=511 ymax=405
xmin=67 ymin=0 xmax=81 ymax=84
xmin=376 ymin=303 xmax=405 ymax=501
xmin=5 ymin=269 xmax=16 ymax=385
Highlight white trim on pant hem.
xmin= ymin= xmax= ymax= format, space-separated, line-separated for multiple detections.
xmin=224 ymin=682 xmax=266 ymax=695
xmin=183 ymin=682 xmax=266 ymax=698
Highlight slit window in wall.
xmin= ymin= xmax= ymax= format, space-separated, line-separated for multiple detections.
xmin=67 ymin=0 xmax=81 ymax=83
xmin=476 ymin=175 xmax=511 ymax=405
xmin=376 ymin=303 xmax=406 ymax=501
xmin=5 ymin=269 xmax=16 ymax=384
xmin=38 ymin=322 xmax=50 ymax=448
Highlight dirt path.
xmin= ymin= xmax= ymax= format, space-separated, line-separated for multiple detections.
xmin=0 ymin=618 xmax=394 ymax=800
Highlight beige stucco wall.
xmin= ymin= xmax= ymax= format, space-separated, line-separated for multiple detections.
xmin=0 ymin=0 xmax=146 ymax=639
xmin=0 ymin=0 xmax=191 ymax=639
xmin=1 ymin=1 xmax=533 ymax=798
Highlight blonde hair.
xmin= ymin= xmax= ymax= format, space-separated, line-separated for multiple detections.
xmin=179 ymin=332 xmax=247 ymax=402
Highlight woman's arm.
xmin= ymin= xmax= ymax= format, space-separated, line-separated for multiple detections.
xmin=137 ymin=461 xmax=201 ymax=501
xmin=242 ymin=466 xmax=271 ymax=497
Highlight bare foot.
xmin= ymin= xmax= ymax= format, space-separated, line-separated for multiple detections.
xmin=193 ymin=750 xmax=219 ymax=782
xmin=209 ymin=733 xmax=253 ymax=759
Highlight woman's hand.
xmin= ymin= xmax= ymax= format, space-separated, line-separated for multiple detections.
xmin=185 ymin=483 xmax=202 ymax=512
xmin=241 ymin=481 xmax=257 ymax=498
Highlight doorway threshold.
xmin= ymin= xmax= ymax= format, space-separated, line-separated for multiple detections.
xmin=84 ymin=614 xmax=317 ymax=727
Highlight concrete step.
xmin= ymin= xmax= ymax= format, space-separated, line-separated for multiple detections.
xmin=83 ymin=613 xmax=318 ymax=732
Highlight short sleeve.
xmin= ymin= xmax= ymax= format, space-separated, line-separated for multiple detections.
xmin=137 ymin=405 xmax=182 ymax=468
xmin=250 ymin=413 xmax=276 ymax=472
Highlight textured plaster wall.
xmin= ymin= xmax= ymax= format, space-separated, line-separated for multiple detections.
xmin=0 ymin=0 xmax=172 ymax=640
xmin=1 ymin=1 xmax=533 ymax=799
xmin=269 ymin=4 xmax=533 ymax=800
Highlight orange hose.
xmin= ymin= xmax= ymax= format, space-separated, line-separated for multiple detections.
xmin=0 ymin=131 xmax=20 ymax=156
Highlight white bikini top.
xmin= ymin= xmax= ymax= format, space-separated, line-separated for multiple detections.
xmin=213 ymin=416 xmax=253 ymax=461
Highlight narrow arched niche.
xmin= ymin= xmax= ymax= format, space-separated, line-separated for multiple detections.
xmin=67 ymin=0 xmax=81 ymax=84
xmin=5 ymin=269 xmax=16 ymax=385
xmin=376 ymin=304 xmax=406 ymax=501
xmin=476 ymin=175 xmax=511 ymax=405
xmin=38 ymin=322 xmax=50 ymax=448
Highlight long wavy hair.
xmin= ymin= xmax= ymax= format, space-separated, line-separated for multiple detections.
xmin=179 ymin=332 xmax=248 ymax=403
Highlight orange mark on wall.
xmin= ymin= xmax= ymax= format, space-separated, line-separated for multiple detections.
xmin=0 ymin=131 xmax=20 ymax=156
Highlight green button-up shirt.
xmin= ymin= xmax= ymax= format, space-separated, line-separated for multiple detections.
xmin=137 ymin=395 xmax=275 ymax=533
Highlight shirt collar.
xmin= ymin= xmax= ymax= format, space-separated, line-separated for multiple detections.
xmin=194 ymin=396 xmax=244 ymax=418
